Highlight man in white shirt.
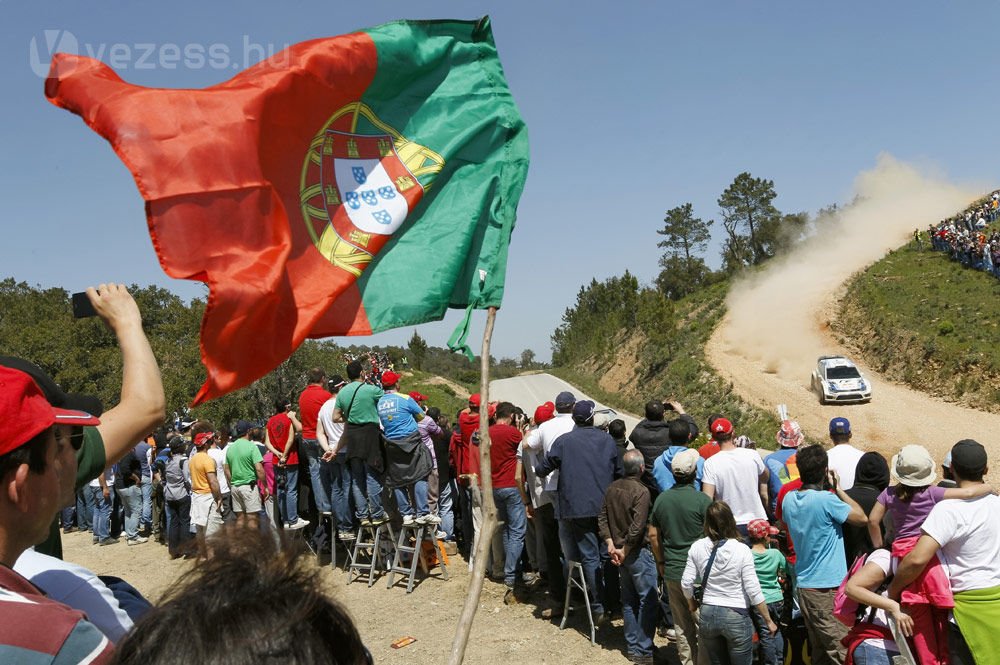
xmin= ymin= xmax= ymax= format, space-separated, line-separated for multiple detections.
xmin=825 ymin=417 xmax=864 ymax=490
xmin=521 ymin=391 xmax=576 ymax=615
xmin=891 ymin=439 xmax=999 ymax=665
xmin=701 ymin=418 xmax=768 ymax=533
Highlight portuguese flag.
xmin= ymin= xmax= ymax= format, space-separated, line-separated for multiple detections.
xmin=45 ymin=18 xmax=529 ymax=404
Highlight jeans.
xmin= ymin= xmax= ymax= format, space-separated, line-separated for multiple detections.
xmin=561 ymin=516 xmax=606 ymax=616
xmin=851 ymin=641 xmax=900 ymax=665
xmin=60 ymin=505 xmax=75 ymax=531
xmin=753 ymin=601 xmax=784 ymax=665
xmin=395 ymin=479 xmax=430 ymax=518
xmin=117 ymin=485 xmax=142 ymax=540
xmin=438 ymin=480 xmax=455 ymax=539
xmin=76 ymin=489 xmax=94 ymax=530
xmin=493 ymin=487 xmax=527 ymax=587
xmin=620 ymin=547 xmax=658 ymax=657
xmin=89 ymin=485 xmax=111 ymax=541
xmin=348 ymin=457 xmax=385 ymax=520
xmin=328 ymin=453 xmax=352 ymax=531
xmin=699 ymin=604 xmax=754 ymax=665
xmin=276 ymin=464 xmax=299 ymax=524
xmin=165 ymin=496 xmax=191 ymax=555
xmin=140 ymin=476 xmax=153 ymax=531
xmin=301 ymin=438 xmax=330 ymax=514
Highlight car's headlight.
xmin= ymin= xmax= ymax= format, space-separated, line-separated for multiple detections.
xmin=827 ymin=382 xmax=838 ymax=392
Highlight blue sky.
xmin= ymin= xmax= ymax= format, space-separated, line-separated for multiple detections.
xmin=3 ymin=1 xmax=999 ymax=366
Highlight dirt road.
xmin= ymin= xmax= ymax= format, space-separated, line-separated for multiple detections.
xmin=490 ymin=374 xmax=642 ymax=432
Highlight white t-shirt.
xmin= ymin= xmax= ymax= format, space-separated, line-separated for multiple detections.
xmin=859 ymin=549 xmax=898 ymax=652
xmin=703 ymin=448 xmax=767 ymax=525
xmin=522 ymin=413 xmax=575 ymax=498
xmin=922 ymin=493 xmax=1000 ymax=593
xmin=827 ymin=444 xmax=865 ymax=490
xmin=208 ymin=447 xmax=230 ymax=494
xmin=317 ymin=397 xmax=345 ymax=453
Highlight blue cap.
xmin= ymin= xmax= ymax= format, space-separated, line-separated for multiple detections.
xmin=572 ymin=400 xmax=596 ymax=422
xmin=555 ymin=391 xmax=576 ymax=408
xmin=829 ymin=417 xmax=851 ymax=435
xmin=234 ymin=419 xmax=253 ymax=436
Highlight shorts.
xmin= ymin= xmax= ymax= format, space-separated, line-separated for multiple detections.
xmin=232 ymin=484 xmax=262 ymax=513
xmin=191 ymin=493 xmax=223 ymax=535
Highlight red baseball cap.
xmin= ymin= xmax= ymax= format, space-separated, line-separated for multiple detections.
xmin=533 ymin=401 xmax=555 ymax=425
xmin=381 ymin=370 xmax=401 ymax=386
xmin=746 ymin=519 xmax=779 ymax=540
xmin=0 ymin=367 xmax=100 ymax=457
xmin=711 ymin=418 xmax=733 ymax=435
xmin=468 ymin=393 xmax=481 ymax=407
xmin=408 ymin=391 xmax=428 ymax=402
xmin=194 ymin=432 xmax=216 ymax=447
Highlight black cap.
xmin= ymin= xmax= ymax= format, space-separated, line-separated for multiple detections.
xmin=0 ymin=355 xmax=104 ymax=416
xmin=951 ymin=439 xmax=988 ymax=473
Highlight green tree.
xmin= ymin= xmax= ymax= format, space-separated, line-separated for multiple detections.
xmin=656 ymin=203 xmax=714 ymax=300
xmin=520 ymin=348 xmax=536 ymax=369
xmin=718 ymin=172 xmax=780 ymax=267
xmin=656 ymin=255 xmax=713 ymax=300
xmin=408 ymin=330 xmax=428 ymax=370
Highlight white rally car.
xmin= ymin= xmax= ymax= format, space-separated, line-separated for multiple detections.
xmin=810 ymin=356 xmax=872 ymax=405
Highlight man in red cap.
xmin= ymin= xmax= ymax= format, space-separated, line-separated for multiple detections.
xmin=0 ymin=367 xmax=113 ymax=662
xmin=701 ymin=418 xmax=769 ymax=535
xmin=377 ymin=371 xmax=434 ymax=525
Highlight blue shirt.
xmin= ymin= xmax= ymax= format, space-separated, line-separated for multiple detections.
xmin=377 ymin=392 xmax=423 ymax=440
xmin=782 ymin=488 xmax=851 ymax=588
xmin=134 ymin=441 xmax=152 ymax=478
xmin=651 ymin=446 xmax=703 ymax=492
xmin=535 ymin=426 xmax=623 ymax=519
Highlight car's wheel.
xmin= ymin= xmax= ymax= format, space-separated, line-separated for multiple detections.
xmin=819 ymin=392 xmax=827 ymax=405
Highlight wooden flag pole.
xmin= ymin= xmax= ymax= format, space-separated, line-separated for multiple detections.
xmin=448 ymin=306 xmax=498 ymax=665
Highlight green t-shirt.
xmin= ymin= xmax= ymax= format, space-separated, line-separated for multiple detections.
xmin=334 ymin=382 xmax=384 ymax=425
xmin=225 ymin=437 xmax=263 ymax=486
xmin=649 ymin=484 xmax=712 ymax=581
xmin=753 ymin=548 xmax=787 ymax=604
xmin=38 ymin=426 xmax=108 ymax=559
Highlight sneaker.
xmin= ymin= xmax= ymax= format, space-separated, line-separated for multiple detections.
xmin=402 ymin=515 xmax=415 ymax=526
xmin=337 ymin=530 xmax=356 ymax=541
xmin=98 ymin=538 xmax=118 ymax=546
xmin=127 ymin=536 xmax=149 ymax=546
xmin=435 ymin=530 xmax=447 ymax=540
xmin=414 ymin=514 xmax=432 ymax=525
xmin=627 ymin=654 xmax=654 ymax=665
xmin=63 ymin=527 xmax=77 ymax=534
xmin=594 ymin=611 xmax=607 ymax=629
xmin=503 ymin=587 xmax=522 ymax=605
xmin=287 ymin=517 xmax=310 ymax=530
xmin=540 ymin=604 xmax=564 ymax=620
xmin=664 ymin=627 xmax=677 ymax=641
xmin=422 ymin=514 xmax=441 ymax=525
xmin=92 ymin=536 xmax=99 ymax=544
xmin=368 ymin=514 xmax=388 ymax=525
xmin=320 ymin=511 xmax=333 ymax=516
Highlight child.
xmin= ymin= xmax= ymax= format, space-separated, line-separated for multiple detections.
xmin=868 ymin=444 xmax=995 ymax=665
xmin=747 ymin=518 xmax=787 ymax=665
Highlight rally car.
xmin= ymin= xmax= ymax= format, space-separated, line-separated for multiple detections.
xmin=810 ymin=355 xmax=872 ymax=404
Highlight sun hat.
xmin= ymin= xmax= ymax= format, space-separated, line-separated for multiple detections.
xmin=890 ymin=445 xmax=937 ymax=487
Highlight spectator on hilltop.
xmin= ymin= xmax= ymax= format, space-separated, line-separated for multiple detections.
xmin=334 ymin=360 xmax=385 ymax=527
xmin=264 ymin=400 xmax=307 ymax=530
xmin=628 ymin=399 xmax=677 ymax=499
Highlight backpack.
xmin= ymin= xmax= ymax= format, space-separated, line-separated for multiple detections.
xmin=833 ymin=552 xmax=869 ymax=625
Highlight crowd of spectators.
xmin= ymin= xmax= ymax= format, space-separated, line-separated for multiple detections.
xmin=927 ymin=191 xmax=1000 ymax=276
xmin=2 ymin=284 xmax=998 ymax=665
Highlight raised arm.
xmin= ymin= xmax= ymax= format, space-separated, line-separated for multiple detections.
xmin=89 ymin=284 xmax=166 ymax=466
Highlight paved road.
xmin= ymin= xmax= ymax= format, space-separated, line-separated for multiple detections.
xmin=489 ymin=372 xmax=641 ymax=432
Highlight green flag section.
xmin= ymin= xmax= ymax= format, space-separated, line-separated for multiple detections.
xmin=46 ymin=17 xmax=529 ymax=403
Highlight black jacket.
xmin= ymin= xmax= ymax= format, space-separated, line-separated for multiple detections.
xmin=628 ymin=419 xmax=672 ymax=496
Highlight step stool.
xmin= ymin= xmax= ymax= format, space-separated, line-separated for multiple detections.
xmin=560 ymin=561 xmax=596 ymax=645
xmin=346 ymin=521 xmax=394 ymax=587
xmin=385 ymin=522 xmax=450 ymax=593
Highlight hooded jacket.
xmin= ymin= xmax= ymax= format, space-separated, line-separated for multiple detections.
xmin=844 ymin=451 xmax=890 ymax=561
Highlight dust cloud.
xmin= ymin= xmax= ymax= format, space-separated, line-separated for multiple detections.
xmin=719 ymin=153 xmax=981 ymax=380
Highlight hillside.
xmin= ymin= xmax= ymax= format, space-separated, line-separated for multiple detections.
xmin=834 ymin=239 xmax=1000 ymax=413
xmin=551 ymin=281 xmax=787 ymax=449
